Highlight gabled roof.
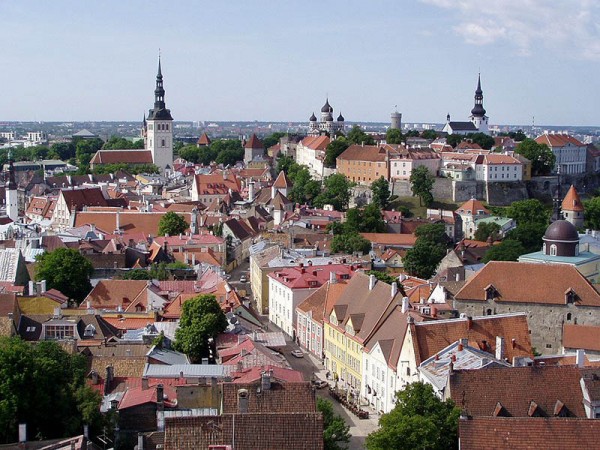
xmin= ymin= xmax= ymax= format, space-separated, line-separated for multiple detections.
xmin=222 ymin=381 xmax=315 ymax=414
xmin=535 ymin=133 xmax=584 ymax=148
xmin=455 ymin=261 xmax=600 ymax=306
xmin=562 ymin=185 xmax=584 ymax=212
xmin=410 ymin=313 xmax=532 ymax=366
xmin=337 ymin=144 xmax=388 ymax=162
xmin=459 ymin=417 xmax=600 ymax=450
xmin=83 ymin=280 xmax=149 ymax=311
xmin=245 ymin=134 xmax=263 ymax=149
xmin=268 ymin=265 xmax=355 ymax=290
xmin=273 ymin=171 xmax=293 ymax=189
xmin=196 ymin=132 xmax=211 ymax=146
xmin=300 ymin=135 xmax=330 ymax=150
xmin=359 ymin=233 xmax=417 ymax=247
xmin=456 ymin=199 xmax=490 ymax=216
xmin=450 ymin=365 xmax=596 ymax=418
xmin=90 ymin=150 xmax=153 ymax=165
xmin=447 ymin=121 xmax=477 ymax=131
xmin=60 ymin=188 xmax=108 ymax=211
xmin=296 ymin=280 xmax=348 ymax=326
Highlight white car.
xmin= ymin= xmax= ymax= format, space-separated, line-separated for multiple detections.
xmin=239 ymin=275 xmax=248 ymax=283
xmin=291 ymin=350 xmax=304 ymax=358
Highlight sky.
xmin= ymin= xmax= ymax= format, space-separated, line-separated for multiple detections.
xmin=1 ymin=1 xmax=600 ymax=126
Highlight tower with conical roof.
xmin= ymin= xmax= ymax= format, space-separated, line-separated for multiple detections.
xmin=469 ymin=74 xmax=489 ymax=134
xmin=5 ymin=150 xmax=18 ymax=221
xmin=562 ymin=185 xmax=584 ymax=228
xmin=146 ymin=55 xmax=174 ymax=172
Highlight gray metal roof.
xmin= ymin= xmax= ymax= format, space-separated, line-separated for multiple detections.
xmin=143 ymin=363 xmax=226 ymax=378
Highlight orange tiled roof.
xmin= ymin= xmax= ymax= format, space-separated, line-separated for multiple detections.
xmin=455 ymin=261 xmax=600 ymax=306
xmin=338 ymin=144 xmax=388 ymax=162
xmin=562 ymin=185 xmax=584 ymax=212
xmin=563 ymin=324 xmax=600 ymax=351
xmin=300 ymin=135 xmax=330 ymax=150
xmin=360 ymin=233 xmax=417 ymax=246
xmin=535 ymin=133 xmax=584 ymax=148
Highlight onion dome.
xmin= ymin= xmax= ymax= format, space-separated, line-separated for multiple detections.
xmin=337 ymin=112 xmax=344 ymax=122
xmin=325 ymin=113 xmax=334 ymax=121
xmin=321 ymin=98 xmax=332 ymax=113
xmin=309 ymin=112 xmax=317 ymax=122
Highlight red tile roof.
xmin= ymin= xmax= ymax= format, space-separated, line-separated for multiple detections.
xmin=563 ymin=324 xmax=600 ymax=351
xmin=456 ymin=199 xmax=490 ymax=215
xmin=197 ymin=132 xmax=211 ymax=146
xmin=273 ymin=170 xmax=293 ymax=188
xmin=268 ymin=264 xmax=355 ymax=290
xmin=300 ymin=135 xmax=330 ymax=150
xmin=338 ymin=144 xmax=389 ymax=162
xmin=459 ymin=417 xmax=600 ymax=450
xmin=410 ymin=313 xmax=532 ymax=366
xmin=562 ymin=185 xmax=584 ymax=212
xmin=90 ymin=149 xmax=153 ymax=165
xmin=245 ymin=134 xmax=263 ymax=149
xmin=360 ymin=233 xmax=417 ymax=247
xmin=455 ymin=261 xmax=600 ymax=306
xmin=535 ymin=133 xmax=584 ymax=148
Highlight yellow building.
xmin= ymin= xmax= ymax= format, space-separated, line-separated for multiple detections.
xmin=324 ymin=272 xmax=403 ymax=398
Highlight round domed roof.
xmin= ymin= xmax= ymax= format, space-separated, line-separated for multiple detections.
xmin=325 ymin=113 xmax=334 ymax=121
xmin=543 ymin=220 xmax=579 ymax=242
xmin=309 ymin=112 xmax=317 ymax=122
xmin=321 ymin=99 xmax=332 ymax=113
xmin=337 ymin=113 xmax=344 ymax=122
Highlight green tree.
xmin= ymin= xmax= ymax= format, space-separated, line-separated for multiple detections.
xmin=386 ymin=128 xmax=404 ymax=144
xmin=446 ymin=134 xmax=463 ymax=148
xmin=371 ymin=176 xmax=391 ymax=209
xmin=366 ymin=270 xmax=403 ymax=287
xmin=314 ymin=174 xmax=353 ymax=211
xmin=402 ymin=240 xmax=446 ymax=279
xmin=409 ymin=166 xmax=435 ymax=207
xmin=330 ymin=232 xmax=372 ymax=255
xmin=414 ymin=223 xmax=447 ymax=245
xmin=483 ymin=239 xmax=526 ymax=262
xmin=178 ymin=144 xmax=201 ymax=164
xmin=51 ymin=142 xmax=76 ymax=160
xmin=585 ymin=197 xmax=600 ymax=230
xmin=507 ymin=130 xmax=527 ymax=141
xmin=347 ymin=125 xmax=375 ymax=145
xmin=262 ymin=132 xmax=286 ymax=150
xmin=420 ymin=129 xmax=438 ymax=140
xmin=474 ymin=222 xmax=501 ymax=242
xmin=211 ymin=139 xmax=244 ymax=166
xmin=276 ymin=154 xmax=296 ymax=175
xmin=324 ymin=137 xmax=350 ymax=168
xmin=505 ymin=199 xmax=549 ymax=225
xmin=505 ymin=221 xmax=546 ymax=253
xmin=317 ymin=398 xmax=351 ymax=450
xmin=0 ymin=337 xmax=103 ymax=443
xmin=158 ymin=211 xmax=189 ymax=237
xmin=362 ymin=202 xmax=386 ymax=233
xmin=173 ymin=294 xmax=228 ymax=362
xmin=102 ymin=136 xmax=143 ymax=150
xmin=366 ymin=382 xmax=460 ymax=450
xmin=288 ymin=167 xmax=321 ymax=205
xmin=122 ymin=269 xmax=152 ymax=280
xmin=515 ymin=138 xmax=555 ymax=176
xmin=74 ymin=137 xmax=103 ymax=167
xmin=468 ymin=132 xmax=495 ymax=150
xmin=35 ymin=248 xmax=93 ymax=302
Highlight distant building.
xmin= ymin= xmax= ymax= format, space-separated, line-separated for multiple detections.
xmin=442 ymin=74 xmax=489 ymax=135
xmin=308 ymin=98 xmax=345 ymax=136
xmin=535 ymin=133 xmax=587 ymax=175
xmin=390 ymin=110 xmax=402 ymax=130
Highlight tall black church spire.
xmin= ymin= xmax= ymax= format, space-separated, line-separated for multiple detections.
xmin=147 ymin=55 xmax=173 ymax=121
xmin=470 ymin=73 xmax=486 ymax=117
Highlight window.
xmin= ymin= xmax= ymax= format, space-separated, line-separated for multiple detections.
xmin=567 ymin=313 xmax=572 ymax=321
xmin=550 ymin=244 xmax=557 ymax=256
xmin=162 ymin=139 xmax=166 ymax=147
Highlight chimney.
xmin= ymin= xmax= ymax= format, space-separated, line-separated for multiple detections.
xmin=115 ymin=210 xmax=121 ymax=232
xmin=28 ymin=280 xmax=34 ymax=295
xmin=329 ymin=271 xmax=337 ymax=284
xmin=458 ymin=342 xmax=464 ymax=352
xmin=576 ymin=349 xmax=586 ymax=368
xmin=156 ymin=384 xmax=164 ymax=405
xmin=248 ymin=181 xmax=255 ymax=200
xmin=511 ymin=338 xmax=516 ymax=349
xmin=141 ymin=377 xmax=149 ymax=390
xmin=271 ymin=185 xmax=276 ymax=200
xmin=53 ymin=307 xmax=61 ymax=319
xmin=104 ymin=365 xmax=114 ymax=395
xmin=90 ymin=370 xmax=99 ymax=385
xmin=401 ymin=296 xmax=410 ymax=314
xmin=261 ymin=370 xmax=272 ymax=390
xmin=495 ymin=336 xmax=506 ymax=360
xmin=18 ymin=424 xmax=26 ymax=444
xmin=391 ymin=282 xmax=398 ymax=298
xmin=137 ymin=433 xmax=144 ymax=450
xmin=369 ymin=274 xmax=376 ymax=290
xmin=84 ymin=424 xmax=89 ymax=440
xmin=238 ymin=389 xmax=249 ymax=413
xmin=466 ymin=316 xmax=473 ymax=330
xmin=40 ymin=280 xmax=47 ymax=293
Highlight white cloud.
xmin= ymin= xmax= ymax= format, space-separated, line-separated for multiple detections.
xmin=421 ymin=0 xmax=600 ymax=60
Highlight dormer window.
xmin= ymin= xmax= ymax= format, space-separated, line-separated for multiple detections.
xmin=84 ymin=324 xmax=96 ymax=337
xmin=485 ymin=285 xmax=497 ymax=301
xmin=565 ymin=288 xmax=577 ymax=305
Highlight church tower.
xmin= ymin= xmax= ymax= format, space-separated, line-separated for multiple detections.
xmin=146 ymin=56 xmax=173 ymax=172
xmin=5 ymin=151 xmax=18 ymax=221
xmin=469 ymin=74 xmax=489 ymax=134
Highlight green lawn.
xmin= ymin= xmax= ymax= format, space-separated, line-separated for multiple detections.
xmin=388 ymin=196 xmax=460 ymax=219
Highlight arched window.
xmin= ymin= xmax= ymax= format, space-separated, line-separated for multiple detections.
xmin=487 ymin=308 xmax=493 ymax=316
xmin=543 ymin=243 xmax=547 ymax=253
xmin=550 ymin=244 xmax=557 ymax=256
xmin=567 ymin=313 xmax=572 ymax=321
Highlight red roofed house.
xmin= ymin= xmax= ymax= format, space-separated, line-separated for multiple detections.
xmin=196 ymin=132 xmax=211 ymax=147
xmin=455 ymin=198 xmax=490 ymax=239
xmin=52 ymin=188 xmax=108 ymax=229
xmin=454 ymin=261 xmax=600 ymax=354
xmin=295 ymin=135 xmax=332 ymax=180
xmin=191 ymin=170 xmax=241 ymax=205
xmin=82 ymin=279 xmax=167 ymax=312
xmin=89 ymin=149 xmax=154 ymax=171
xmin=535 ymin=133 xmax=587 ymax=175
xmin=268 ymin=264 xmax=357 ymax=338
xmin=336 ymin=144 xmax=391 ymax=185
xmin=389 ymin=145 xmax=441 ymax=181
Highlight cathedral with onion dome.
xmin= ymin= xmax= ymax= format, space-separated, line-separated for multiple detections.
xmin=308 ymin=98 xmax=345 ymax=136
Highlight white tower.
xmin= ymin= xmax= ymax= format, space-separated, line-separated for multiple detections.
xmin=146 ymin=56 xmax=174 ymax=172
xmin=5 ymin=152 xmax=18 ymax=221
xmin=469 ymin=74 xmax=489 ymax=134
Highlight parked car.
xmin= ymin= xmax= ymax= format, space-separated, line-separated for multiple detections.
xmin=291 ymin=350 xmax=304 ymax=358
xmin=312 ymin=379 xmax=328 ymax=389
xmin=239 ymin=275 xmax=248 ymax=283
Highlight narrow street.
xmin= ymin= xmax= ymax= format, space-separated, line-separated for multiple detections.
xmin=266 ymin=320 xmax=379 ymax=450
